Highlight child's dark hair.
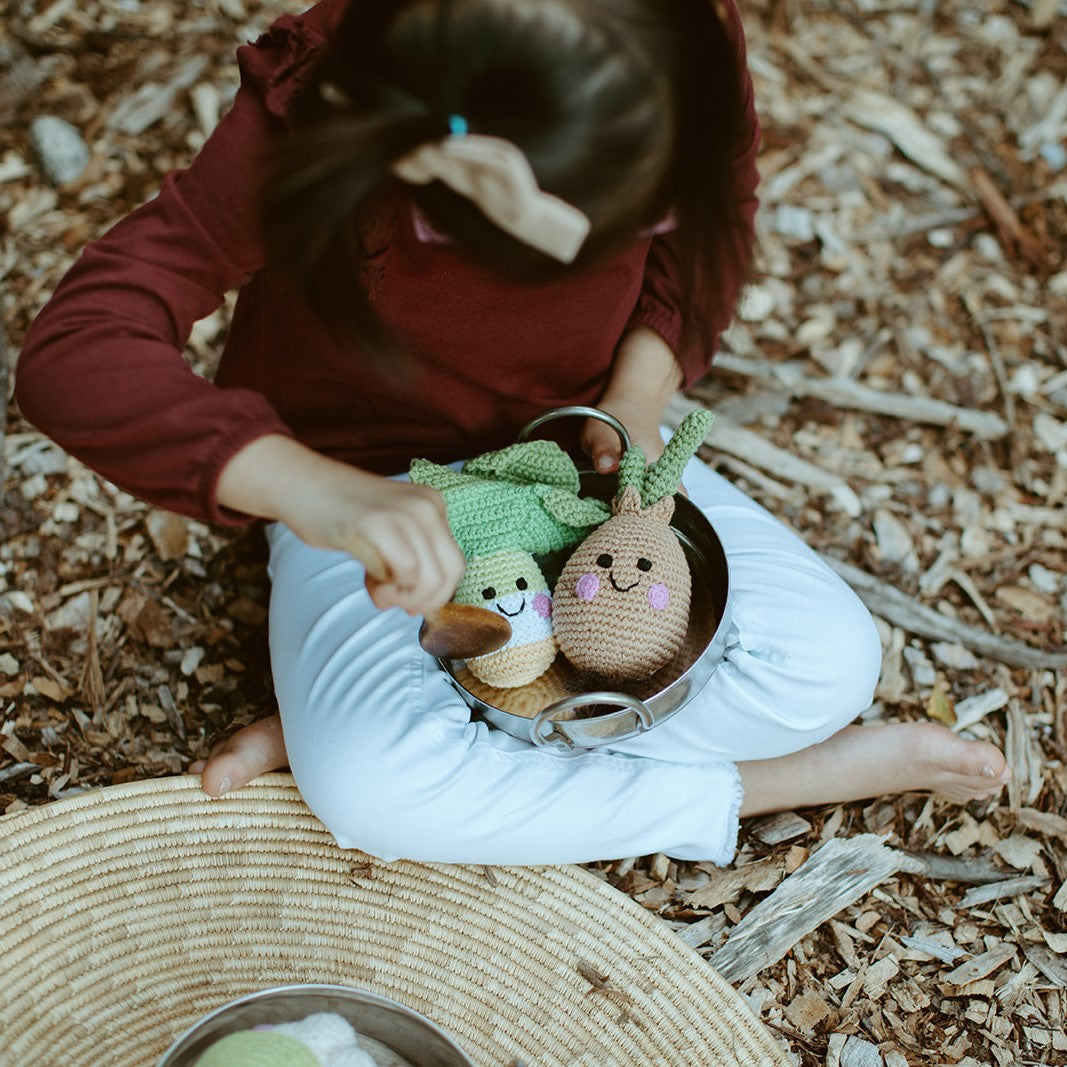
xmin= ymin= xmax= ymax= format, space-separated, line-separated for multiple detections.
xmin=264 ymin=0 xmax=744 ymax=356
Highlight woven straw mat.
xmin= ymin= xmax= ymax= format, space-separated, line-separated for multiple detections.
xmin=0 ymin=774 xmax=787 ymax=1066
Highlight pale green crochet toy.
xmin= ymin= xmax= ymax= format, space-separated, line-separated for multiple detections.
xmin=194 ymin=1012 xmax=376 ymax=1066
xmin=411 ymin=439 xmax=609 ymax=687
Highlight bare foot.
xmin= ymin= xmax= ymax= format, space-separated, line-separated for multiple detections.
xmin=738 ymin=721 xmax=1010 ymax=818
xmin=188 ymin=714 xmax=289 ymax=797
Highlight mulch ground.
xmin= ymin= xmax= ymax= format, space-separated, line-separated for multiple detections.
xmin=2 ymin=0 xmax=1066 ymax=1063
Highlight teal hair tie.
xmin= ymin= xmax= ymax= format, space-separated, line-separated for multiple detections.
xmin=447 ymin=114 xmax=469 ymax=136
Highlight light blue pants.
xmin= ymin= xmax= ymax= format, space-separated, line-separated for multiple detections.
xmin=266 ymin=458 xmax=881 ymax=866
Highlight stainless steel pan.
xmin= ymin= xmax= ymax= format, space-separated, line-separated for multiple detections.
xmin=438 ymin=408 xmax=731 ymax=751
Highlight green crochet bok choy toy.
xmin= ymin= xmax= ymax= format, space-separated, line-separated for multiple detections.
xmin=411 ymin=439 xmax=609 ymax=687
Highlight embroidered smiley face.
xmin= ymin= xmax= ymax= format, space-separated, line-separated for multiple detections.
xmin=452 ymin=549 xmax=556 ymax=687
xmin=574 ymin=552 xmax=670 ymax=613
xmin=553 ymin=488 xmax=692 ymax=680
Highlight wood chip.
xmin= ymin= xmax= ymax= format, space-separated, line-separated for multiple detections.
xmin=749 ymin=811 xmax=813 ymax=845
xmin=993 ymin=834 xmax=1044 ymax=871
xmin=833 ymin=1033 xmax=885 ymax=1067
xmin=673 ymin=912 xmax=727 ymax=951
xmin=862 ymin=956 xmax=900 ymax=998
xmin=1053 ymin=881 xmax=1067 ymax=912
xmin=685 ymin=855 xmax=785 ymax=910
xmin=942 ymin=945 xmax=1018 ymax=986
xmin=1015 ymin=808 xmax=1067 ymax=842
xmin=958 ymin=875 xmax=1050 ymax=909
xmin=784 ymin=991 xmax=833 ymax=1031
xmin=145 ymin=510 xmax=189 ymax=561
xmin=1024 ymin=945 xmax=1067 ymax=988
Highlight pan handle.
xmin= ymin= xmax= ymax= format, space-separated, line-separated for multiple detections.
xmin=518 ymin=406 xmax=632 ymax=454
xmin=530 ymin=691 xmax=654 ymax=748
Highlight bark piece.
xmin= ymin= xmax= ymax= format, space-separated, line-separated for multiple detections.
xmin=708 ymin=835 xmax=924 ymax=984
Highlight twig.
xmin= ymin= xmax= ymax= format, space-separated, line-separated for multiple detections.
xmin=665 ymin=396 xmax=862 ymax=516
xmin=901 ymin=851 xmax=1015 ymax=885
xmin=958 ymin=877 xmax=1049 ymax=910
xmin=852 ymin=205 xmax=982 ymax=243
xmin=821 ymin=556 xmax=1067 ymax=670
xmin=961 ymin=291 xmax=1017 ymax=431
xmin=851 ymin=181 xmax=1067 ymax=243
xmin=946 ymin=569 xmax=999 ymax=633
xmin=969 ymin=165 xmax=1051 ymax=273
xmin=79 ymin=590 xmax=106 ymax=713
xmin=711 ymin=355 xmax=1010 ymax=439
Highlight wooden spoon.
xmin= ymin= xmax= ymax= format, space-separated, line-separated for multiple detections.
xmin=418 ymin=602 xmax=512 ymax=660
xmin=354 ymin=535 xmax=512 ymax=660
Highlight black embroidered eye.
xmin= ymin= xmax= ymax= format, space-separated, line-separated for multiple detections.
xmin=482 ymin=587 xmax=496 ymax=600
xmin=515 ymin=577 xmax=528 ymax=591
xmin=637 ymin=558 xmax=652 ymax=572
xmin=596 ymin=554 xmax=613 ymax=568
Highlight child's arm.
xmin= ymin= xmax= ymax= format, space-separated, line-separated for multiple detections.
xmin=14 ymin=72 xmax=285 ymax=527
xmin=581 ymin=326 xmax=681 ymax=471
xmin=216 ymin=434 xmax=465 ymax=614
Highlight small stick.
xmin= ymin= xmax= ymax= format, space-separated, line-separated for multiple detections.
xmin=970 ymin=165 xmax=1051 ymax=272
xmin=824 ymin=556 xmax=1067 ymax=670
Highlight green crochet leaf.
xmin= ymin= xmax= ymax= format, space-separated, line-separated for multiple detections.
xmin=410 ymin=442 xmax=606 ymax=559
xmin=537 ymin=486 xmax=611 ymax=528
xmin=408 ymin=458 xmax=470 ymax=492
xmin=193 ymin=1031 xmax=319 ymax=1067
xmin=463 ymin=440 xmax=581 ymax=492
xmin=616 ymin=445 xmax=646 ymax=496
xmin=639 ymin=408 xmax=714 ymax=505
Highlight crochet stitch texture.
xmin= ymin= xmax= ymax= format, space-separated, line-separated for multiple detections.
xmin=410 ymin=440 xmax=609 ymax=559
xmin=552 ymin=409 xmax=714 ymax=681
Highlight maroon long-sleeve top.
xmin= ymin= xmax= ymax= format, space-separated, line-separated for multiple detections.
xmin=15 ymin=0 xmax=760 ymax=526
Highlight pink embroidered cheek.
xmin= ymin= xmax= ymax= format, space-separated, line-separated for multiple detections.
xmin=575 ymin=573 xmax=600 ymax=601
xmin=533 ymin=591 xmax=553 ymax=619
xmin=648 ymin=583 xmax=670 ymax=611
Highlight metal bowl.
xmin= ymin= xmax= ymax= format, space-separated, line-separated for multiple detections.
xmin=441 ymin=469 xmax=732 ymax=752
xmin=158 ymin=984 xmax=474 ymax=1067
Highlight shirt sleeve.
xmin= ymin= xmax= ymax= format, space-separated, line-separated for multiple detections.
xmin=627 ymin=0 xmax=761 ymax=387
xmin=13 ymin=11 xmax=332 ymax=525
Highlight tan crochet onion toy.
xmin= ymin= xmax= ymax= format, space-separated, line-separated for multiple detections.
xmin=553 ymin=409 xmax=714 ymax=681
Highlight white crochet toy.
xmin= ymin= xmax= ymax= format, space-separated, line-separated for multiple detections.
xmin=194 ymin=1012 xmax=377 ymax=1067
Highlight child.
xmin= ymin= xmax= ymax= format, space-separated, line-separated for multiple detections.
xmin=16 ymin=0 xmax=1008 ymax=865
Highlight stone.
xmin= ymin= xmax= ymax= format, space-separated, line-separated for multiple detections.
xmin=29 ymin=115 xmax=90 ymax=186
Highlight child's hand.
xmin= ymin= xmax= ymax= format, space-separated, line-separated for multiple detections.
xmin=583 ymin=326 xmax=681 ymax=474
xmin=581 ymin=402 xmax=665 ymax=474
xmin=304 ymin=475 xmax=466 ymax=615
xmin=217 ymin=435 xmax=466 ymax=614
